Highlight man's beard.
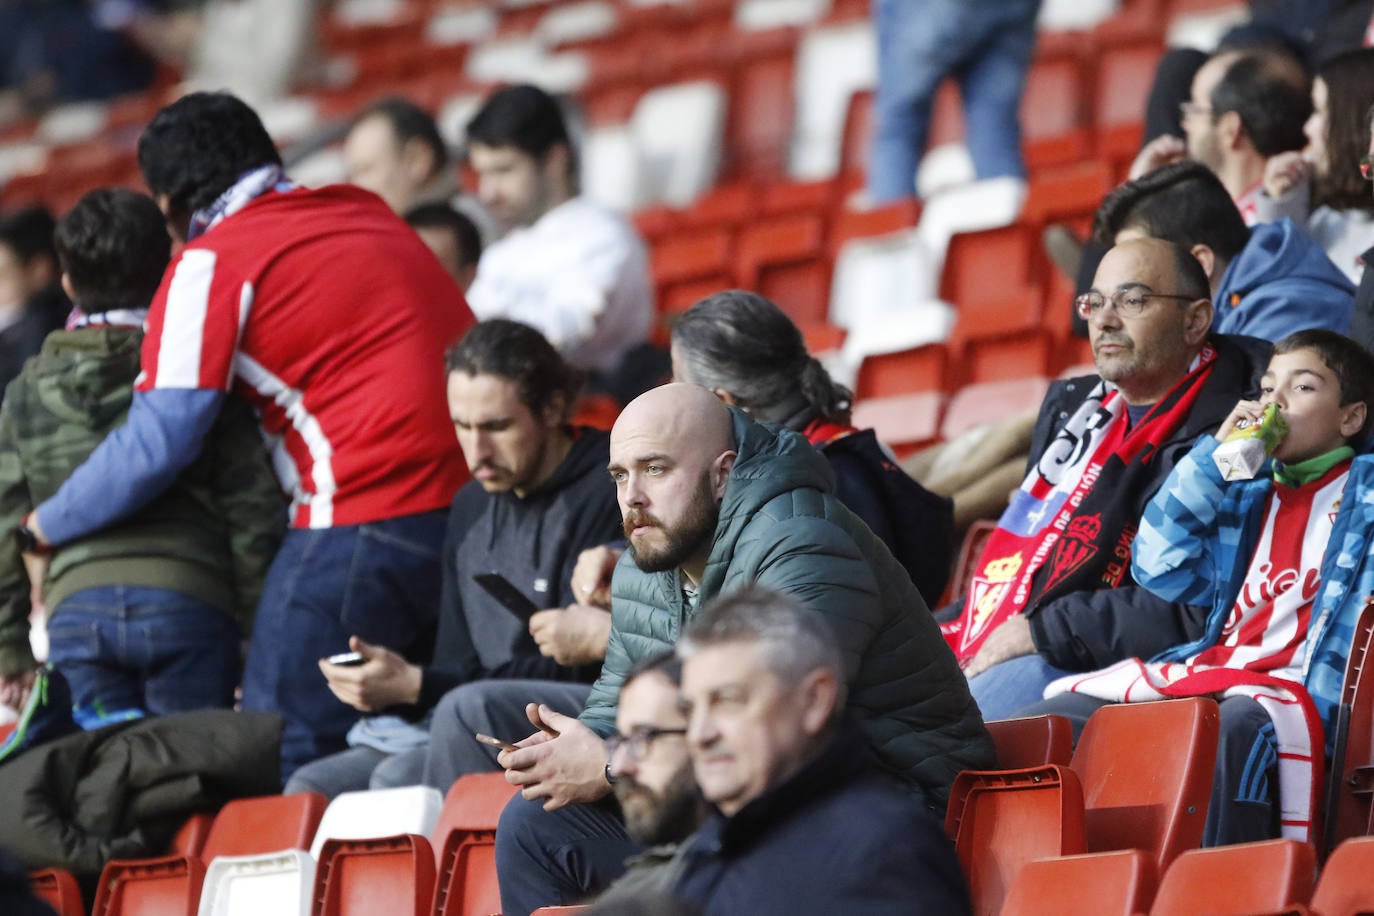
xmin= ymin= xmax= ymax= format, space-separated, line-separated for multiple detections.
xmin=624 ymin=473 xmax=719 ymax=574
xmin=614 ymin=762 xmax=704 ymax=847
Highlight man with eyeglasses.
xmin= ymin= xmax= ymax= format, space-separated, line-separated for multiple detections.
xmin=940 ymin=236 xmax=1269 ymax=720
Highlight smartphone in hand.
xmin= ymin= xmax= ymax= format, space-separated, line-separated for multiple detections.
xmin=473 ymin=573 xmax=541 ymax=623
xmin=326 ymin=651 xmax=366 ymax=667
xmin=475 ymin=732 xmax=522 ymax=753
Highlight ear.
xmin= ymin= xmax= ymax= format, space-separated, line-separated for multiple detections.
xmin=710 ymin=449 xmax=737 ymax=500
xmin=797 ymin=668 xmax=840 ymax=737
xmin=712 ymin=388 xmax=740 ymax=408
xmin=541 ymin=391 xmax=569 ymax=428
xmin=543 ymin=143 xmax=571 ymax=192
xmin=1183 ymin=296 xmax=1214 ymax=345
xmin=1189 ymin=243 xmax=1217 ymax=284
xmin=1218 ymin=110 xmax=1245 ymax=150
xmin=59 ymin=272 xmax=76 ymax=303
xmin=1341 ymin=401 xmax=1367 ymax=441
xmin=401 ymin=138 xmax=436 ymax=183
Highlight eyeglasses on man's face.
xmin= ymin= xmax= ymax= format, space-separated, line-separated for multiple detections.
xmin=1075 ymin=287 xmax=1199 ymax=320
xmin=606 ymin=726 xmax=688 ymax=762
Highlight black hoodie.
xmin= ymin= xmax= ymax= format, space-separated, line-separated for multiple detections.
xmin=415 ymin=426 xmax=622 ymax=710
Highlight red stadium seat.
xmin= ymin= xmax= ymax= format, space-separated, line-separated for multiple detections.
xmin=1147 ymin=838 xmax=1314 ymax=916
xmin=855 ymin=343 xmax=948 ymax=399
xmin=1094 ymin=42 xmax=1166 ymax=160
xmin=852 ymin=390 xmax=946 ymax=457
xmin=939 ymin=224 xmax=1037 ymax=310
xmin=203 ymin=793 xmax=328 ymax=861
xmin=429 ymin=773 xmax=518 ymax=916
xmin=1020 ymin=55 xmax=1090 ymax=169
xmin=92 ymin=855 xmax=206 ymax=916
xmin=167 ymin=812 xmax=215 ymax=859
xmin=1321 ymin=597 xmax=1374 ymax=857
xmin=940 ymin=378 xmax=1051 ymax=441
xmin=946 ymin=519 xmax=997 ymax=606
xmin=314 ymin=834 xmax=435 ymax=916
xmin=29 ymin=867 xmax=84 ymax=916
xmin=734 ymin=213 xmax=828 ymax=326
xmin=985 ymin=715 xmax=1075 ymax=769
xmin=1001 ymin=849 xmax=1157 ymax=916
xmin=1310 ymin=835 xmax=1374 ymax=916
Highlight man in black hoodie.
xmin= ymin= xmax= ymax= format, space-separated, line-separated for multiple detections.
xmin=286 ymin=320 xmax=623 ymax=797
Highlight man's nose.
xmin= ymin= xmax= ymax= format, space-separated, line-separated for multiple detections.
xmin=608 ymin=742 xmax=635 ymax=780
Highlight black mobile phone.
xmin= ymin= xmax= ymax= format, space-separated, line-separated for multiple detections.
xmin=473 ymin=573 xmax=541 ymax=623
xmin=326 ymin=651 xmax=366 ymax=667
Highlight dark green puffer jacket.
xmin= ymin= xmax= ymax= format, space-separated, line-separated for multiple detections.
xmin=581 ymin=409 xmax=994 ymax=810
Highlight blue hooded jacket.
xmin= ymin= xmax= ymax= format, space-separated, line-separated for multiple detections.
xmin=1213 ymin=218 xmax=1354 ymax=341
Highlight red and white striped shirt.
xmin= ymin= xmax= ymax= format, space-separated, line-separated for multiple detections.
xmin=138 ymin=184 xmax=473 ymax=528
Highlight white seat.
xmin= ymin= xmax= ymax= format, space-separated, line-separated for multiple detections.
xmin=535 ymin=1 xmax=619 ymax=45
xmin=581 ymin=124 xmax=640 ymax=213
xmin=332 ymin=0 xmax=404 ymax=27
xmin=424 ymin=6 xmax=498 ymax=46
xmin=37 ymin=102 xmax=108 ymax=146
xmin=309 ymin=786 xmax=443 ymax=860
xmin=286 ymin=147 xmax=348 ymax=189
xmin=734 ymin=0 xmax=832 ymax=31
xmin=197 ymin=850 xmax=314 ymax=916
xmin=629 ymin=80 xmax=726 ymax=208
xmin=1037 ymin=0 xmax=1120 ymax=31
xmin=436 ymin=92 xmax=486 ymax=151
xmin=788 ymin=20 xmax=877 ymax=181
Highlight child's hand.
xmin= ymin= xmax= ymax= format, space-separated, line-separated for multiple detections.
xmin=1215 ymin=399 xmax=1267 ymax=443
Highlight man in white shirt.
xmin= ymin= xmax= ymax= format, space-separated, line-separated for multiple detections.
xmin=464 ymin=85 xmax=654 ymax=377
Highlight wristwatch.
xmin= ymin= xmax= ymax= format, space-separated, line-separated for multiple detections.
xmin=15 ymin=523 xmax=51 ymax=556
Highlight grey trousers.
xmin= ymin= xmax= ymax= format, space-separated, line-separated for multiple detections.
xmin=422 ymin=679 xmax=594 ymax=793
xmin=283 ymin=744 xmax=427 ymax=799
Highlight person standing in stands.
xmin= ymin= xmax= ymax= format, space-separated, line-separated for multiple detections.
xmin=463 ymin=84 xmax=655 ymax=384
xmin=0 ymin=207 xmax=67 ymax=395
xmin=0 ymin=189 xmax=282 ymax=723
xmin=19 ymin=92 xmax=474 ymax=778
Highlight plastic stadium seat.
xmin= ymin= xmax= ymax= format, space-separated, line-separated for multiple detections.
xmin=1072 ymin=698 xmax=1220 ymax=871
xmin=940 ymin=378 xmax=1051 ymax=441
xmin=1322 ymin=598 xmax=1374 ymax=857
xmin=313 ymin=835 xmax=436 ymax=916
xmin=650 ymin=228 xmax=735 ymax=317
xmin=1001 ymin=849 xmax=1158 ymax=916
xmin=676 ymin=182 xmax=757 ymax=231
xmin=957 ymin=327 xmax=1056 ymax=386
xmin=168 ymin=812 xmax=216 ymax=859
xmin=198 ymin=850 xmax=315 ymax=916
xmin=986 ymin=715 xmax=1075 ymax=769
xmin=204 ymin=793 xmax=328 ymax=861
xmin=851 ymin=391 xmax=946 ymax=457
xmin=938 ymin=224 xmax=1037 ymax=310
xmin=788 ymin=20 xmax=877 ymax=180
xmin=29 ymin=867 xmax=84 ymax=916
xmin=722 ymin=39 xmax=795 ymax=180
xmin=944 ymin=765 xmax=1088 ymax=916
xmin=1020 ymin=55 xmax=1090 ymax=169
xmin=630 ymin=80 xmax=727 ymax=208
xmin=1148 ymin=838 xmax=1314 ymax=916
xmin=829 ymin=199 xmax=921 ymax=255
xmin=310 ymin=786 xmax=443 ymax=860
xmin=1310 ymin=836 xmax=1374 ymax=916
xmin=758 ymin=177 xmax=836 ymax=217
xmin=854 ymin=343 xmax=948 ymax=400
xmin=1022 ymin=159 xmax=1114 ymax=227
xmin=429 ymin=772 xmax=519 ymax=916
xmin=92 ymin=855 xmax=207 ymax=916
xmin=1094 ymin=42 xmax=1166 ymax=159
xmin=734 ymin=213 xmax=828 ymax=325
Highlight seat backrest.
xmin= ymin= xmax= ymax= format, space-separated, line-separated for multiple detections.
xmin=29 ymin=868 xmax=84 ymax=916
xmin=630 ymin=79 xmax=727 ymax=209
xmin=939 ymin=377 xmax=1051 ymax=441
xmin=986 ymin=715 xmax=1075 ymax=769
xmin=1322 ymin=597 xmax=1374 ymax=857
xmin=198 ymin=850 xmax=315 ymax=916
xmin=1148 ymin=839 xmax=1315 ymax=916
xmin=205 ymin=793 xmax=328 ymax=861
xmin=92 ymin=855 xmax=207 ymax=916
xmin=431 ymin=772 xmax=520 ymax=862
xmin=944 ymin=765 xmax=1088 ymax=916
xmin=310 ymin=786 xmax=443 ymax=860
xmin=314 ymin=835 xmax=436 ymax=916
xmin=1071 ymin=698 xmax=1220 ymax=870
xmin=1310 ymin=835 xmax=1374 ymax=916
xmin=1001 ymin=849 xmax=1157 ymax=916
xmin=167 ymin=811 xmax=216 ymax=858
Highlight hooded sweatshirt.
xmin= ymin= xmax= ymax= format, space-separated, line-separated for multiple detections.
xmin=416 ymin=427 xmax=623 ymax=710
xmin=1213 ymin=218 xmax=1354 ymax=341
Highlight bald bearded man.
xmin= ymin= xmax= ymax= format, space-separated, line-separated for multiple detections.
xmin=491 ymin=383 xmax=991 ymax=915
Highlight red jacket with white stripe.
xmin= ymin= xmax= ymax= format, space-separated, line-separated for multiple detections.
xmin=139 ymin=184 xmax=472 ymax=528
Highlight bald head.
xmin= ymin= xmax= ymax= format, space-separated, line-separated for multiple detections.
xmin=609 ymin=384 xmax=738 ymax=583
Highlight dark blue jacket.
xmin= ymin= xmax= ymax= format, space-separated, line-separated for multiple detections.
xmin=1213 ymin=218 xmax=1353 ymax=340
xmin=673 ymin=718 xmax=972 ymax=916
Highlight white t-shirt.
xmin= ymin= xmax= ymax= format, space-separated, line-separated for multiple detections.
xmin=466 ymin=197 xmax=655 ymax=373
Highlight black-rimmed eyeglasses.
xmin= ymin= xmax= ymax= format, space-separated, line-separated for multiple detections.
xmin=606 ymin=727 xmax=688 ymax=762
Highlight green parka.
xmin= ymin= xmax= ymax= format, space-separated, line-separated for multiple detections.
xmin=581 ymin=408 xmax=994 ymax=810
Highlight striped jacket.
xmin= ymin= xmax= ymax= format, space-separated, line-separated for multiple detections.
xmin=1132 ymin=435 xmax=1374 ymax=752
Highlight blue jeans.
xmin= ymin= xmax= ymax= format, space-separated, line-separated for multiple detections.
xmin=45 ymin=585 xmax=240 ymax=720
xmin=967 ymin=653 xmax=1076 ymax=721
xmin=240 ymin=509 xmax=449 ymax=780
xmin=868 ymin=0 xmax=1042 ymax=202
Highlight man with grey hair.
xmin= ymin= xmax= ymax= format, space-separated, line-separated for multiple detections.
xmin=672 ymin=586 xmax=971 ymax=914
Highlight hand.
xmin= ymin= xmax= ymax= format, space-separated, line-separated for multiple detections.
xmin=0 ymin=669 xmax=36 ymax=711
xmin=21 ymin=511 xmax=48 ymax=548
xmin=21 ymin=551 xmax=48 ymax=617
xmin=570 ymin=545 xmax=621 ymax=609
xmin=529 ymin=604 xmax=612 ymax=667
xmin=1215 ymin=399 xmax=1267 ymax=443
xmin=318 ymin=636 xmax=422 ymax=712
xmin=963 ymin=614 xmax=1035 ymax=679
xmin=1128 ymin=135 xmax=1187 ymax=180
xmin=1263 ymin=151 xmax=1309 ymax=200
xmin=499 ymin=703 xmax=611 ymax=810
